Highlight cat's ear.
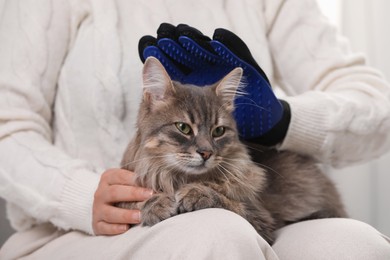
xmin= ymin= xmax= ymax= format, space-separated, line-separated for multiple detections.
xmin=142 ymin=57 xmax=175 ymax=106
xmin=215 ymin=67 xmax=243 ymax=111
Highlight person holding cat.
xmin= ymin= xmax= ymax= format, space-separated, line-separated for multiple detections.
xmin=1 ymin=0 xmax=390 ymax=259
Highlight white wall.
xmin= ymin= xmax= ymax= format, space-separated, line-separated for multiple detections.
xmin=317 ymin=0 xmax=390 ymax=237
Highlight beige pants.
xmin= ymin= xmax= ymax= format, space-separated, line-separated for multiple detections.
xmin=1 ymin=209 xmax=390 ymax=260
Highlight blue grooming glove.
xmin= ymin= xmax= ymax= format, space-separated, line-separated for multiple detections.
xmin=139 ymin=23 xmax=290 ymax=145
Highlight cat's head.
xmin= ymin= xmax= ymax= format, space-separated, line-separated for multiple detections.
xmin=136 ymin=57 xmax=244 ymax=176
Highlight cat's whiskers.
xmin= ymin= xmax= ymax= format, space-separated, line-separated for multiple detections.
xmin=217 ymin=162 xmax=248 ymax=188
xmin=176 ymin=153 xmax=207 ymax=169
xmin=252 ymin=162 xmax=284 ymax=178
xmin=224 ymin=157 xmax=284 ymax=179
xmin=215 ymin=162 xmax=230 ymax=183
xmin=219 ymin=160 xmax=247 ymax=178
xmin=154 ymin=156 xmax=185 ymax=172
xmin=177 ymin=157 xmax=197 ymax=170
xmin=217 ymin=159 xmax=267 ymax=203
xmin=147 ymin=159 xmax=188 ymax=193
xmin=235 ymin=98 xmax=269 ymax=111
xmin=245 ymin=145 xmax=265 ymax=153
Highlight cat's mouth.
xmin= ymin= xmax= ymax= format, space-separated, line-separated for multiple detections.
xmin=175 ymin=153 xmax=215 ymax=175
xmin=177 ymin=155 xmax=215 ymax=175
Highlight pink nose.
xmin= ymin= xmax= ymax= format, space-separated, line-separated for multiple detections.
xmin=197 ymin=150 xmax=213 ymax=161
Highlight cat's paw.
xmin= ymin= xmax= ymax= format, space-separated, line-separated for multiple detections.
xmin=141 ymin=194 xmax=177 ymax=226
xmin=176 ymin=184 xmax=224 ymax=213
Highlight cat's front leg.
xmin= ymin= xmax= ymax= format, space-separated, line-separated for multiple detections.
xmin=141 ymin=193 xmax=178 ymax=226
xmin=176 ymin=184 xmax=227 ymax=213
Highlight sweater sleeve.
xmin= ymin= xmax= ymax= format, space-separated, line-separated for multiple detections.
xmin=0 ymin=0 xmax=99 ymax=234
xmin=264 ymin=0 xmax=390 ymax=167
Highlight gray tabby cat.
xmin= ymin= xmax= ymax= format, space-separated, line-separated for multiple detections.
xmin=119 ymin=57 xmax=347 ymax=244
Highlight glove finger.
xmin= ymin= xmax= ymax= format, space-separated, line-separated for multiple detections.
xmin=211 ymin=40 xmax=271 ymax=85
xmin=157 ymin=38 xmax=205 ymax=72
xmin=176 ymin=24 xmax=215 ymax=54
xmin=156 ymin=23 xmax=207 ymax=72
xmin=157 ymin=23 xmax=177 ymax=40
xmin=157 ymin=37 xmax=232 ymax=86
xmin=210 ymin=40 xmax=282 ymax=138
xmin=213 ymin=28 xmax=270 ymax=84
xmin=178 ymin=36 xmax=221 ymax=64
xmin=143 ymin=45 xmax=186 ymax=82
xmin=210 ymin=40 xmax=248 ymax=70
xmin=138 ymin=35 xmax=157 ymax=63
xmin=156 ymin=23 xmax=220 ymax=69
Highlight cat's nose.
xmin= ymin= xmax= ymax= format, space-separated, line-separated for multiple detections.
xmin=197 ymin=150 xmax=213 ymax=161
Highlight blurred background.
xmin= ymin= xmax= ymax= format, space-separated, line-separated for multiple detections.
xmin=317 ymin=0 xmax=390 ymax=239
xmin=1 ymin=0 xmax=390 ymax=246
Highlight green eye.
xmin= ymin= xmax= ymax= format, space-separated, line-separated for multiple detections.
xmin=212 ymin=126 xmax=225 ymax=137
xmin=175 ymin=122 xmax=192 ymax=135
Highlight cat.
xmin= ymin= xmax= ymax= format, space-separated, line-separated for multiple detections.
xmin=119 ymin=56 xmax=347 ymax=244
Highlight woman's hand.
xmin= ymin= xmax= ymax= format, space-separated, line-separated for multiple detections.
xmin=92 ymin=168 xmax=153 ymax=235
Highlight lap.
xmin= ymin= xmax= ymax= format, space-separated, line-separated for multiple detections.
xmin=1 ymin=212 xmax=389 ymax=260
xmin=273 ymin=218 xmax=390 ymax=260
xmin=0 ymin=209 xmax=276 ymax=260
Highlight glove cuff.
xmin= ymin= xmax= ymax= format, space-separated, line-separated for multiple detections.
xmin=247 ymin=100 xmax=291 ymax=146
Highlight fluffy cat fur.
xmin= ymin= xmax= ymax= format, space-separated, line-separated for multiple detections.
xmin=119 ymin=57 xmax=347 ymax=244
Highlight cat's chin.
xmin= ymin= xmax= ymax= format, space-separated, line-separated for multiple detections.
xmin=181 ymin=165 xmax=212 ymax=176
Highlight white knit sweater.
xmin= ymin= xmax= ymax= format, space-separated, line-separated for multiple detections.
xmin=1 ymin=0 xmax=390 ymax=235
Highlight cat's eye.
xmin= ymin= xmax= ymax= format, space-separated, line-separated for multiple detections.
xmin=175 ymin=122 xmax=192 ymax=135
xmin=212 ymin=126 xmax=225 ymax=137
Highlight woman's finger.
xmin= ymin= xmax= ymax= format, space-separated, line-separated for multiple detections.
xmin=93 ymin=168 xmax=152 ymax=236
xmin=99 ymin=205 xmax=141 ymax=225
xmin=94 ymin=221 xmax=130 ymax=236
xmin=102 ymin=168 xmax=138 ymax=185
xmin=105 ymin=185 xmax=153 ymax=203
